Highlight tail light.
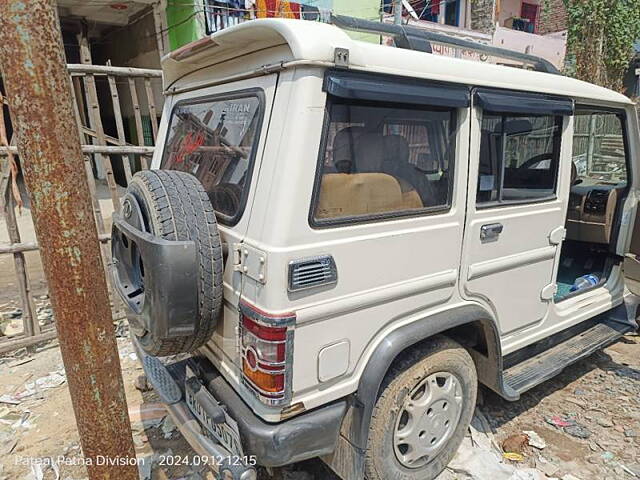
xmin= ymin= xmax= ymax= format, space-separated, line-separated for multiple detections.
xmin=239 ymin=302 xmax=295 ymax=405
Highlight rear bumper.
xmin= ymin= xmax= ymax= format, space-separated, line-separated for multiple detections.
xmin=133 ymin=339 xmax=347 ymax=471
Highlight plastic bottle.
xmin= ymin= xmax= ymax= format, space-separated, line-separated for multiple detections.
xmin=570 ymin=274 xmax=599 ymax=292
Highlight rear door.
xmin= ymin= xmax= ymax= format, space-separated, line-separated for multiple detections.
xmin=156 ymin=74 xmax=280 ymax=363
xmin=461 ymin=89 xmax=574 ymax=336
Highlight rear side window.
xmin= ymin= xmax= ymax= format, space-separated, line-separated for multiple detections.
xmin=476 ymin=114 xmax=562 ymax=205
xmin=312 ymin=98 xmax=457 ymax=225
xmin=161 ymin=93 xmax=263 ymax=224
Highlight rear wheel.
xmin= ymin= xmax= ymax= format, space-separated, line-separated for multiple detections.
xmin=125 ymin=170 xmax=223 ymax=356
xmin=364 ymin=336 xmax=477 ymax=480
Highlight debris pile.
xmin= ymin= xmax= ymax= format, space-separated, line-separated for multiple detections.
xmin=0 ymin=327 xmax=637 ymax=480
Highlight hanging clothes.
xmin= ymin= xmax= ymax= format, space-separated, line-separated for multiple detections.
xmin=256 ymin=0 xmax=278 ymax=18
xmin=285 ymin=2 xmax=301 ymax=19
xmin=245 ymin=0 xmax=257 ymax=19
xmin=227 ymin=0 xmax=243 ymax=25
xmin=301 ymin=4 xmax=320 ymax=21
xmin=431 ymin=0 xmax=441 ymax=15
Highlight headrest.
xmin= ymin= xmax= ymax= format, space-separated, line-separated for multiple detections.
xmin=502 ymin=119 xmax=533 ymax=136
xmin=333 ymin=126 xmax=365 ymax=173
xmin=383 ymin=135 xmax=410 ymax=164
xmin=354 ymin=133 xmax=386 ymax=173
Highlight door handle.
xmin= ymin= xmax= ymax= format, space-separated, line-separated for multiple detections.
xmin=480 ymin=223 xmax=503 ymax=242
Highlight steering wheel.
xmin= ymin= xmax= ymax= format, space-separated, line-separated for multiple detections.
xmin=520 ymin=152 xmax=554 ymax=170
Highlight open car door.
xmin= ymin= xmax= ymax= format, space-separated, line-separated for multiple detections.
xmin=622 ymin=105 xmax=640 ymax=297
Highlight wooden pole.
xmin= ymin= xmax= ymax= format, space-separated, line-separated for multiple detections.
xmin=144 ymin=78 xmax=159 ymax=142
xmin=107 ymin=72 xmax=133 ymax=183
xmin=128 ymin=78 xmax=149 ymax=169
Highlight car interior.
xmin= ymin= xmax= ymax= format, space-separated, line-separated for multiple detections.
xmin=554 ymin=109 xmax=629 ymax=301
xmin=315 ymin=102 xmax=629 ymax=302
xmin=315 ymin=101 xmax=454 ymax=221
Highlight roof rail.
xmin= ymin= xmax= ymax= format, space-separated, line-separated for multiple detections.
xmin=329 ymin=14 xmax=561 ymax=75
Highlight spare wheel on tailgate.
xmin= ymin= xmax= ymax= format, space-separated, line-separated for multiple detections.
xmin=111 ymin=170 xmax=223 ymax=356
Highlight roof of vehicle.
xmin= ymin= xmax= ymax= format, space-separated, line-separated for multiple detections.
xmin=162 ymin=18 xmax=633 ymax=106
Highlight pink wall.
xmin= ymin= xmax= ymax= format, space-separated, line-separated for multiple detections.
xmin=492 ymin=26 xmax=566 ymax=69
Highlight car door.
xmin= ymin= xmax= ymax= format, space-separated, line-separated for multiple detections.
xmin=154 ymin=74 xmax=280 ymax=366
xmin=460 ymin=89 xmax=574 ymax=336
xmin=618 ymin=105 xmax=640 ymax=296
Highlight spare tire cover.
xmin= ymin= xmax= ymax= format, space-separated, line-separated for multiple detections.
xmin=114 ymin=170 xmax=223 ymax=356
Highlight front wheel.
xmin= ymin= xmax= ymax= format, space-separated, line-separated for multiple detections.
xmin=364 ymin=336 xmax=477 ymax=480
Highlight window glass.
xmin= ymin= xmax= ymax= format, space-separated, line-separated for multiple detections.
xmin=572 ymin=110 xmax=627 ymax=185
xmin=161 ymin=95 xmax=262 ymax=222
xmin=313 ymin=99 xmax=456 ymax=223
xmin=477 ymin=114 xmax=562 ymax=204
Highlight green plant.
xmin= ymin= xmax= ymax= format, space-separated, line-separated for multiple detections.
xmin=561 ymin=0 xmax=640 ymax=91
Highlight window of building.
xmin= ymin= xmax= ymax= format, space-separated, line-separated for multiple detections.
xmin=476 ymin=113 xmax=562 ymax=205
xmin=312 ymin=98 xmax=457 ymax=224
xmin=399 ymin=0 xmax=463 ymax=27
xmin=572 ymin=109 xmax=628 ymax=185
xmin=520 ymin=3 xmax=539 ymax=33
xmin=161 ymin=93 xmax=263 ymax=224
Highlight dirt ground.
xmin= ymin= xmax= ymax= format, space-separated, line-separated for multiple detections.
xmin=0 ymin=181 xmax=120 ymax=306
xmin=0 ymin=326 xmax=638 ymax=480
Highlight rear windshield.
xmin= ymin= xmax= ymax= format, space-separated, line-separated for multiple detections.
xmin=160 ymin=92 xmax=264 ymax=224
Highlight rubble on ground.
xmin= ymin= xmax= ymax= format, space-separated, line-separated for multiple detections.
xmin=0 ymin=326 xmax=637 ymax=480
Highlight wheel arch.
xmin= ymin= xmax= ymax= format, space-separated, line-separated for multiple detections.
xmin=347 ymin=304 xmax=516 ymax=452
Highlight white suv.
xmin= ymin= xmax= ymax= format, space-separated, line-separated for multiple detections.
xmin=111 ymin=16 xmax=640 ymax=480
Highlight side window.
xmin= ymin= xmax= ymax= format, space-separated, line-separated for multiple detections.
xmin=312 ymin=98 xmax=457 ymax=224
xmin=477 ymin=114 xmax=562 ymax=205
xmin=161 ymin=94 xmax=263 ymax=224
xmin=572 ymin=109 xmax=628 ymax=185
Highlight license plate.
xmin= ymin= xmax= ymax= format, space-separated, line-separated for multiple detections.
xmin=185 ymin=366 xmax=244 ymax=456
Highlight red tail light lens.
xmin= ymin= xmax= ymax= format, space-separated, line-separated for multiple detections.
xmin=239 ymin=302 xmax=294 ymax=405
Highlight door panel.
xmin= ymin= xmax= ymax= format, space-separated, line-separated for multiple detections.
xmin=464 ymin=204 xmax=564 ymax=334
xmin=621 ymin=106 xmax=640 ymax=295
xmin=461 ymin=94 xmax=572 ymax=336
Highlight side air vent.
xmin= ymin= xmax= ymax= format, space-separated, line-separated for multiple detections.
xmin=288 ymin=255 xmax=337 ymax=292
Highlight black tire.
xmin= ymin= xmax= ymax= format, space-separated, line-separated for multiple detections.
xmin=126 ymin=170 xmax=223 ymax=356
xmin=364 ymin=336 xmax=477 ymax=480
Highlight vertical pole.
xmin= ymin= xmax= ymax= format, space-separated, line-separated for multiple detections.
xmin=77 ymin=31 xmax=106 ymax=181
xmin=144 ymin=78 xmax=159 ymax=142
xmin=0 ymin=3 xmax=139 ymax=480
xmin=153 ymin=0 xmax=170 ymax=59
xmin=78 ymin=35 xmax=120 ymax=211
xmin=4 ymin=193 xmax=39 ymax=337
xmin=0 ymin=97 xmax=38 ymax=337
xmin=106 ymin=71 xmax=133 ymax=183
xmin=394 ymin=0 xmax=403 ymax=24
xmin=128 ymin=78 xmax=149 ymax=169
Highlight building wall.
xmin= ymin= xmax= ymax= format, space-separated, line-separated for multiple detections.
xmin=93 ymin=10 xmax=164 ymax=119
xmin=333 ymin=0 xmax=380 ymax=42
xmin=166 ymin=0 xmax=204 ymax=51
xmin=493 ymin=25 xmax=566 ymax=68
xmin=537 ymin=0 xmax=567 ymax=34
xmin=96 ymin=9 xmax=161 ymax=69
xmin=165 ymin=0 xmax=381 ymax=51
xmin=470 ymin=0 xmax=497 ymax=34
